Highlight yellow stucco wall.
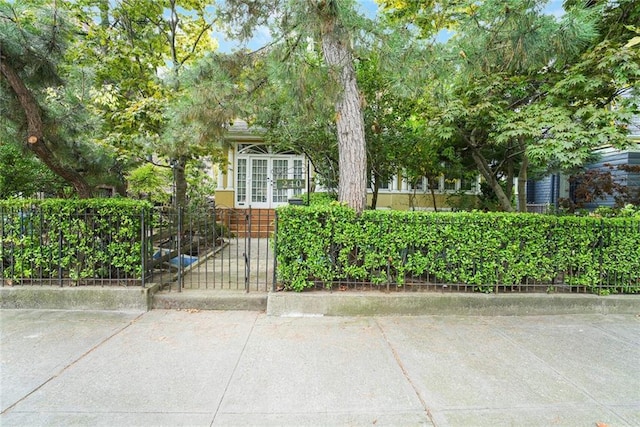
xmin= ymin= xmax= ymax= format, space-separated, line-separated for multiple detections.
xmin=367 ymin=193 xmax=478 ymax=211
xmin=214 ymin=189 xmax=477 ymax=210
xmin=214 ymin=190 xmax=234 ymax=208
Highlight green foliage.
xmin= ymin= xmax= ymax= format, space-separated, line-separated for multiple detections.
xmin=0 ymin=143 xmax=69 ymax=198
xmin=593 ymin=204 xmax=640 ymax=218
xmin=0 ymin=1 xmax=125 ymax=196
xmin=275 ymin=206 xmax=640 ymax=293
xmin=0 ymin=199 xmax=151 ymax=283
xmin=445 ymin=189 xmax=479 ymax=212
xmin=379 ymin=0 xmax=639 ymax=213
xmin=126 ymin=164 xmax=172 ymax=205
xmin=307 ymin=192 xmax=338 ymax=206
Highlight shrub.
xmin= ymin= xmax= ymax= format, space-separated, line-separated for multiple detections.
xmin=306 ymin=192 xmax=338 ymax=206
xmin=1 ymin=199 xmax=151 ymax=283
xmin=274 ymin=205 xmax=640 ymax=293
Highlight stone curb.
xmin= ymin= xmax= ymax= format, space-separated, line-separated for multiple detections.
xmin=0 ymin=284 xmax=160 ymax=312
xmin=152 ymin=290 xmax=267 ymax=311
xmin=266 ymin=292 xmax=640 ymax=316
xmin=2 ymin=285 xmax=639 ymax=316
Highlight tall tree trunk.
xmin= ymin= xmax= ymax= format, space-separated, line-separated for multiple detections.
xmin=317 ymin=1 xmax=367 ymax=213
xmin=517 ymin=141 xmax=529 ymax=213
xmin=470 ymin=147 xmax=514 ymax=212
xmin=371 ymin=174 xmax=379 ymax=209
xmin=173 ymin=157 xmax=188 ymax=209
xmin=1 ymin=58 xmax=93 ymax=198
xmin=505 ymin=153 xmax=514 ymax=202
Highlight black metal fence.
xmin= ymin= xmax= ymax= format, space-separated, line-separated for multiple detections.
xmin=274 ymin=212 xmax=640 ymax=295
xmin=3 ymin=203 xmax=639 ymax=296
xmin=1 ymin=205 xmax=148 ymax=287
xmin=148 ymin=206 xmax=275 ymax=292
xmin=1 ymin=204 xmax=275 ymax=291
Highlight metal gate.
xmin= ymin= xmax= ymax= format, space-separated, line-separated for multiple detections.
xmin=147 ymin=206 xmax=275 ymax=292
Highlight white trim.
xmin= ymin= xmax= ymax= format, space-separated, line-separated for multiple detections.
xmin=234 ymin=152 xmax=306 ymax=208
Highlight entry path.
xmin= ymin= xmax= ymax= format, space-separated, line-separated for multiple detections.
xmin=178 ymin=237 xmax=274 ymax=292
xmin=1 ymin=310 xmax=639 ymax=426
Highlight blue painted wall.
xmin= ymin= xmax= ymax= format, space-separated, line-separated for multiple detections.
xmin=527 ymin=146 xmax=640 ymax=209
xmin=583 ymin=150 xmax=640 ymax=208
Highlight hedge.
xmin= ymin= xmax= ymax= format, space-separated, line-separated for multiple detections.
xmin=1 ymin=199 xmax=151 ymax=283
xmin=275 ymin=205 xmax=640 ymax=293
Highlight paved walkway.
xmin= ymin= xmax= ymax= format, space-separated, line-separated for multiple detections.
xmin=157 ymin=237 xmax=274 ymax=292
xmin=1 ymin=309 xmax=639 ymax=426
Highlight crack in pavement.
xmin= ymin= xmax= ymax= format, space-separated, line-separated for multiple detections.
xmin=1 ymin=312 xmax=145 ymax=415
xmin=374 ymin=318 xmax=437 ymax=427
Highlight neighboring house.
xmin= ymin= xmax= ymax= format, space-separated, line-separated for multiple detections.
xmin=527 ymin=134 xmax=640 ymax=211
xmin=526 ymin=173 xmax=570 ymax=212
xmin=528 ymin=90 xmax=640 ymax=211
xmin=213 ymin=120 xmax=481 ymax=212
xmin=579 ymin=143 xmax=640 ymax=209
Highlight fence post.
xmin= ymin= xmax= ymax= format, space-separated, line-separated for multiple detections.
xmin=272 ymin=210 xmax=278 ymax=292
xmin=598 ymin=219 xmax=604 ymax=295
xmin=58 ymin=213 xmax=63 ymax=287
xmin=177 ymin=207 xmax=183 ymax=292
xmin=245 ymin=207 xmax=251 ymax=293
xmin=140 ymin=209 xmax=146 ymax=288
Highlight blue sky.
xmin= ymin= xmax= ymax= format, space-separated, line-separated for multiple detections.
xmin=355 ymin=0 xmax=565 ymax=17
xmin=214 ymin=0 xmax=565 ymax=52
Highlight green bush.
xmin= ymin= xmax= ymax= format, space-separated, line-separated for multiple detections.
xmin=275 ymin=205 xmax=640 ymax=293
xmin=1 ymin=199 xmax=151 ymax=283
xmin=306 ymin=192 xmax=338 ymax=206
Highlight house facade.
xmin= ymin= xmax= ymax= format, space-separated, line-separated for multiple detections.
xmin=213 ymin=120 xmax=308 ymax=210
xmin=213 ymin=120 xmax=481 ymax=211
xmin=527 ymin=142 xmax=640 ymax=211
xmin=363 ymin=175 xmax=481 ymax=211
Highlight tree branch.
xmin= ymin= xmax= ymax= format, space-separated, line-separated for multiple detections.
xmin=0 ymin=58 xmax=92 ymax=197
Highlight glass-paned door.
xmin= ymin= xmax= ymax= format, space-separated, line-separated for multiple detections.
xmin=293 ymin=159 xmax=304 ymax=197
xmin=272 ymin=159 xmax=290 ymax=203
xmin=236 ymin=158 xmax=247 ymax=205
xmin=236 ymin=155 xmax=305 ymax=208
xmin=251 ymin=158 xmax=268 ymax=204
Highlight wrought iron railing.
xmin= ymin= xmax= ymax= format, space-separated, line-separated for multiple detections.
xmin=1 ymin=205 xmax=149 ymax=287
xmin=274 ymin=212 xmax=640 ymax=294
xmin=147 ymin=206 xmax=275 ymax=292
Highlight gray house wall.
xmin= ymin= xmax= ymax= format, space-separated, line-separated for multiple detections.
xmin=582 ymin=148 xmax=640 ymax=209
xmin=526 ymin=144 xmax=640 ymax=210
xmin=527 ymin=175 xmax=555 ymax=205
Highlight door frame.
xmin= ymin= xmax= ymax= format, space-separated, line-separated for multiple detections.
xmin=235 ymin=153 xmax=305 ymax=209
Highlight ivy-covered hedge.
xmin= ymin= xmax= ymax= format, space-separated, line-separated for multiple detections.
xmin=1 ymin=199 xmax=151 ymax=284
xmin=275 ymin=205 xmax=640 ymax=293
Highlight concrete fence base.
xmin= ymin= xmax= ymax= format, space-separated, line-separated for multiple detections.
xmin=2 ymin=286 xmax=639 ymax=315
xmin=0 ymin=284 xmax=161 ymax=312
xmin=266 ymin=292 xmax=640 ymax=317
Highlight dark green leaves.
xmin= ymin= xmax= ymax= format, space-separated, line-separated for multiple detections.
xmin=275 ymin=205 xmax=640 ymax=293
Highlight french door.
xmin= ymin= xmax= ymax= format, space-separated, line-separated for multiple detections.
xmin=236 ymin=156 xmax=304 ymax=208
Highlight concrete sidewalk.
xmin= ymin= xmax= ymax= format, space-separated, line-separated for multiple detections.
xmin=1 ymin=309 xmax=639 ymax=426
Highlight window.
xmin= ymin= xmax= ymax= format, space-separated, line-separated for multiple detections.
xmin=427 ymin=177 xmax=441 ymax=191
xmin=251 ymin=159 xmax=268 ymax=203
xmin=460 ymin=176 xmax=475 ymax=191
xmin=293 ymin=159 xmax=304 ymax=196
xmin=236 ymin=159 xmax=247 ymax=204
xmin=370 ymin=176 xmax=394 ymax=191
xmin=408 ymin=177 xmax=426 ymax=191
xmin=272 ymin=159 xmax=289 ymax=203
xmin=443 ymin=177 xmax=457 ymax=191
